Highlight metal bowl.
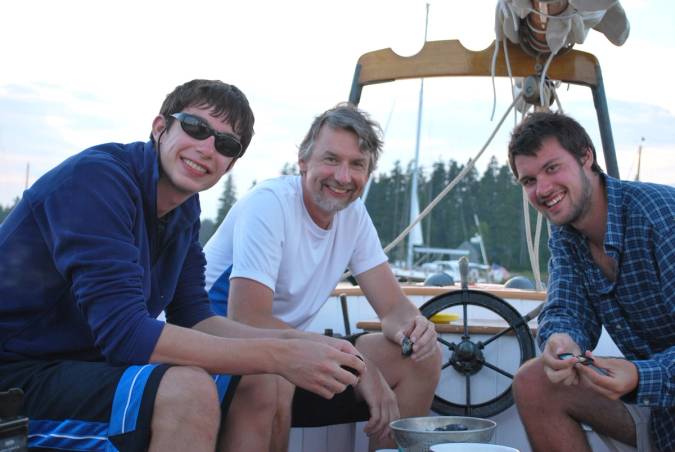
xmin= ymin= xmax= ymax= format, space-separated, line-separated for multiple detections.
xmin=430 ymin=443 xmax=519 ymax=452
xmin=390 ymin=416 xmax=497 ymax=452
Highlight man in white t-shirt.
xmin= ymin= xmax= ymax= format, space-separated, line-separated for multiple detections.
xmin=204 ymin=103 xmax=441 ymax=451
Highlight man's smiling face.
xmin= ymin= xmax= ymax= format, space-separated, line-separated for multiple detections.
xmin=515 ymin=136 xmax=594 ymax=228
xmin=299 ymin=125 xmax=369 ymax=229
xmin=154 ymin=105 xmax=238 ymax=213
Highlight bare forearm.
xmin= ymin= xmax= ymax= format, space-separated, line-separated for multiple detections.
xmin=380 ymin=299 xmax=420 ymax=340
xmin=149 ymin=321 xmax=366 ymax=398
xmin=227 ymin=277 xmax=296 ymax=330
xmin=195 ymin=315 xmax=311 ymax=343
xmin=230 ymin=309 xmax=295 ymax=330
xmin=149 ymin=322 xmax=289 ymax=375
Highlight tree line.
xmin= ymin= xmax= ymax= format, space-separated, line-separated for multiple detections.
xmin=364 ymin=156 xmax=549 ymax=272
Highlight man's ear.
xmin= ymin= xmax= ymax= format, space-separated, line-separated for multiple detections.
xmin=298 ymin=158 xmax=307 ymax=175
xmin=151 ymin=115 xmax=167 ymax=142
xmin=581 ymin=147 xmax=593 ymax=168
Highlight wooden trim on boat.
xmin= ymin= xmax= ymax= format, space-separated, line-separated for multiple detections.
xmin=356 ymin=318 xmax=538 ymax=336
xmin=354 ymin=39 xmax=600 ymax=88
xmin=331 ymin=284 xmax=546 ymax=302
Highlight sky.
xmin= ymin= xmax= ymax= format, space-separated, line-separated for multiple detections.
xmin=1 ymin=0 xmax=673 ymax=220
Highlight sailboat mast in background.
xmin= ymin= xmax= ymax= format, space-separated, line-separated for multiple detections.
xmin=406 ymin=3 xmax=429 ymax=271
xmin=635 ymin=137 xmax=644 ymax=181
xmin=24 ymin=162 xmax=30 ymax=190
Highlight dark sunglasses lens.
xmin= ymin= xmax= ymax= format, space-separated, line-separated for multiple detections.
xmin=215 ymin=136 xmax=242 ymax=158
xmin=174 ymin=113 xmax=242 ymax=158
xmin=180 ymin=116 xmax=211 ymax=140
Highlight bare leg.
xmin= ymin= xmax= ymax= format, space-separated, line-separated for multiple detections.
xmin=513 ymin=357 xmax=636 ymax=452
xmin=218 ymin=374 xmax=280 ymax=451
xmin=149 ymin=366 xmax=221 ymax=452
xmin=269 ymin=378 xmax=294 ymax=452
xmin=356 ymin=333 xmax=442 ymax=451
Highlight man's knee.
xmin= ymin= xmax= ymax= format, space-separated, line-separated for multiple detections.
xmin=424 ymin=344 xmax=442 ymax=377
xmin=154 ymin=366 xmax=221 ymax=433
xmin=513 ymin=357 xmax=550 ymax=404
xmin=402 ymin=341 xmax=442 ymax=383
xmin=275 ymin=377 xmax=295 ymax=417
xmin=234 ymin=374 xmax=285 ymax=419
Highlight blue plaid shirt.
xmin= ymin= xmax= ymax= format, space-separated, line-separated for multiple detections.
xmin=538 ymin=175 xmax=674 ymax=452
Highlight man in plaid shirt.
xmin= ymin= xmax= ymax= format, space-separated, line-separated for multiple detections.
xmin=508 ymin=112 xmax=673 ymax=452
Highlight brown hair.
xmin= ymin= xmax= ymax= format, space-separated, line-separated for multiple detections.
xmin=508 ymin=111 xmax=602 ymax=178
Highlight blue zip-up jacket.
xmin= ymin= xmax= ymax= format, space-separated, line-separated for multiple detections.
xmin=0 ymin=141 xmax=214 ymax=365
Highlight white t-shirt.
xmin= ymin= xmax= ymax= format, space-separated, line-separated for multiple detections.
xmin=204 ymin=176 xmax=388 ymax=330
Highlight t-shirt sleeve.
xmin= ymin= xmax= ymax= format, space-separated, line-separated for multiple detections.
xmin=229 ymin=190 xmax=286 ymax=291
xmin=348 ymin=203 xmax=388 ymax=277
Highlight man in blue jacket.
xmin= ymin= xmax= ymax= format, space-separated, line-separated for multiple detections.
xmin=509 ymin=112 xmax=674 ymax=452
xmin=0 ymin=79 xmax=364 ymax=451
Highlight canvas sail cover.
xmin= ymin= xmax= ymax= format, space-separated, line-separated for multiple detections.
xmin=495 ymin=0 xmax=630 ymax=55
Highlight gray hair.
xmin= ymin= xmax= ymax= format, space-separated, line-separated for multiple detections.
xmin=298 ymin=102 xmax=383 ymax=174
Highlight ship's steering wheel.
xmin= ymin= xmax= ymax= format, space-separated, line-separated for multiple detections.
xmin=419 ymin=259 xmax=537 ymax=418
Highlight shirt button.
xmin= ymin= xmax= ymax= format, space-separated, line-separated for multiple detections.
xmin=642 ymin=399 xmax=650 ymax=405
xmin=616 ymin=325 xmax=622 ymax=330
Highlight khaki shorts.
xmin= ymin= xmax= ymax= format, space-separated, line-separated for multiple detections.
xmin=588 ymin=404 xmax=654 ymax=452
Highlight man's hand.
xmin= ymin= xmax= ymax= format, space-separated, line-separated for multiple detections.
xmin=277 ymin=339 xmax=365 ymax=399
xmin=396 ymin=315 xmax=438 ymax=362
xmin=542 ymin=333 xmax=583 ymax=385
xmin=354 ymin=357 xmax=400 ymax=442
xmin=577 ymin=352 xmax=639 ymax=400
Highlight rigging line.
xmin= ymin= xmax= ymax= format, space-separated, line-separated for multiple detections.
xmin=382 ymin=91 xmax=524 ymax=255
xmin=522 ymin=189 xmax=541 ymax=289
xmin=539 ymin=52 xmax=556 ymax=108
xmin=489 ymin=31 xmax=517 ymax=125
xmin=362 ymin=97 xmax=397 ymax=202
xmin=536 ymin=226 xmax=549 ymax=293
xmin=553 ymin=85 xmax=564 ymax=113
xmin=502 ymin=37 xmax=517 ymax=127
xmin=490 ymin=40 xmax=500 ymax=121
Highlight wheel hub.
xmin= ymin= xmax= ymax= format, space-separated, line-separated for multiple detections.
xmin=449 ymin=339 xmax=484 ymax=375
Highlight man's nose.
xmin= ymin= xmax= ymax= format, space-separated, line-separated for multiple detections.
xmin=197 ymin=136 xmax=217 ymax=157
xmin=335 ymin=163 xmax=351 ymax=183
xmin=536 ymin=176 xmax=553 ymax=198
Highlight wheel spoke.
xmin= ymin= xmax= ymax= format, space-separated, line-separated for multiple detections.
xmin=480 ymin=325 xmax=515 ymax=348
xmin=465 ymin=374 xmax=472 ymax=416
xmin=462 ymin=301 xmax=469 ymax=337
xmin=436 ymin=336 xmax=456 ymax=348
xmin=479 ymin=359 xmax=514 ymax=379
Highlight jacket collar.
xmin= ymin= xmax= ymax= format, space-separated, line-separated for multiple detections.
xmin=135 ymin=140 xmax=202 ymax=232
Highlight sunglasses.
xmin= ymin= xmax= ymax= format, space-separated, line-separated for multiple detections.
xmin=170 ymin=112 xmax=244 ymax=158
